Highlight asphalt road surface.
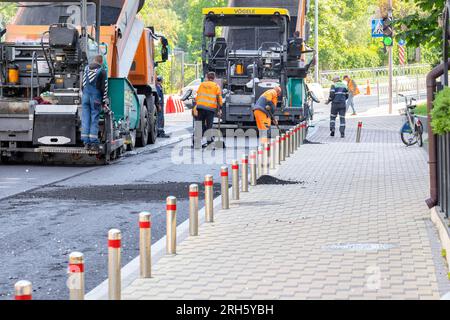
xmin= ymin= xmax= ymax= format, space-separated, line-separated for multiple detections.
xmin=0 ymin=93 xmax=422 ymax=299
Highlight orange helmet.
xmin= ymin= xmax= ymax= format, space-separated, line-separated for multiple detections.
xmin=274 ymin=86 xmax=282 ymax=96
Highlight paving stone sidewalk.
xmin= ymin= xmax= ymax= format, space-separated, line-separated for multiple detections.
xmin=123 ymin=114 xmax=449 ymax=300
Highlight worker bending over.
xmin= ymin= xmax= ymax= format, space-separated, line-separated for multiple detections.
xmin=194 ymin=72 xmax=223 ymax=147
xmin=81 ymin=55 xmax=108 ymax=151
xmin=252 ymin=86 xmax=281 ymax=143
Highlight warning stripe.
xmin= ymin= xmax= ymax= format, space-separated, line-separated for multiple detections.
xmin=166 ymin=204 xmax=177 ymax=211
xmin=15 ymin=295 xmax=32 ymax=300
xmin=220 ymin=171 xmax=228 ymax=177
xmin=189 ymin=191 xmax=199 ymax=197
xmin=108 ymin=239 xmax=121 ymax=248
xmin=204 ymin=180 xmax=213 ymax=186
xmin=232 ymin=165 xmax=239 ymax=170
xmin=69 ymin=263 xmax=85 ymax=273
xmin=139 ymin=221 xmax=151 ymax=229
xmin=241 ymin=159 xmax=248 ymax=164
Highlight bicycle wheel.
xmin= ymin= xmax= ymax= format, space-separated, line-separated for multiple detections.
xmin=416 ymin=123 xmax=424 ymax=147
xmin=400 ymin=122 xmax=417 ymax=146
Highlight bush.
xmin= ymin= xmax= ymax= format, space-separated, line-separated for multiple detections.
xmin=431 ymin=87 xmax=450 ymax=135
xmin=414 ymin=103 xmax=427 ymax=116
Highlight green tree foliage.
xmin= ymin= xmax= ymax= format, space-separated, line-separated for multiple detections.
xmin=0 ymin=3 xmax=18 ymax=29
xmin=396 ymin=0 xmax=445 ymax=66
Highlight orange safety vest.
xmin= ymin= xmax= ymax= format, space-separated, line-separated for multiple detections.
xmin=262 ymin=89 xmax=278 ymax=107
xmin=195 ymin=81 xmax=223 ymax=112
xmin=348 ymin=79 xmax=360 ymax=96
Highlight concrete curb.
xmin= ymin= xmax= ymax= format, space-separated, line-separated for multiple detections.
xmin=86 ymin=158 xmax=282 ymax=300
xmin=430 ymin=207 xmax=450 ymax=268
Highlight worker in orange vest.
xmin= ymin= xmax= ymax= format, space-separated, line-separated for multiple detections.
xmin=252 ymin=86 xmax=281 ymax=143
xmin=194 ymin=72 xmax=223 ymax=147
xmin=343 ymin=75 xmax=360 ymax=115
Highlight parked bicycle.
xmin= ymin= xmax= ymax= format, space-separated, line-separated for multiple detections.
xmin=399 ymin=94 xmax=423 ymax=147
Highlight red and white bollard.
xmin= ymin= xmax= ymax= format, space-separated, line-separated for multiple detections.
xmin=257 ymin=146 xmax=263 ymax=177
xmin=231 ymin=160 xmax=239 ymax=200
xmin=356 ymin=121 xmax=363 ymax=143
xmin=220 ymin=166 xmax=229 ymax=209
xmin=241 ymin=155 xmax=249 ymax=192
xmin=166 ymin=196 xmax=177 ymax=254
xmin=68 ymin=251 xmax=85 ymax=300
xmin=139 ymin=212 xmax=151 ymax=278
xmin=263 ymin=142 xmax=269 ymax=174
xmin=280 ymin=133 xmax=286 ymax=162
xmin=108 ymin=228 xmax=121 ymax=300
xmin=205 ymin=175 xmax=214 ymax=222
xmin=275 ymin=136 xmax=281 ymax=165
xmin=189 ymin=184 xmax=199 ymax=235
xmin=270 ymin=139 xmax=276 ymax=169
xmin=249 ymin=150 xmax=257 ymax=186
xmin=14 ymin=280 xmax=32 ymax=300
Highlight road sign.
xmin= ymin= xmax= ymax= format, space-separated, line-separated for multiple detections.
xmin=371 ymin=19 xmax=384 ymax=38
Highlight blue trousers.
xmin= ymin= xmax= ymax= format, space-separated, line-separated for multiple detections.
xmin=81 ymin=88 xmax=101 ymax=144
xmin=157 ymin=103 xmax=165 ymax=134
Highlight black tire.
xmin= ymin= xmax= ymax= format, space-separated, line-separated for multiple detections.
xmin=148 ymin=110 xmax=157 ymax=144
xmin=136 ymin=105 xmax=149 ymax=147
xmin=400 ymin=131 xmax=417 ymax=146
xmin=417 ymin=123 xmax=424 ymax=147
xmin=146 ymin=95 xmax=157 ymax=144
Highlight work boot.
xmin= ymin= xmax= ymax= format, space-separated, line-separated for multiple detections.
xmin=341 ymin=133 xmax=345 ymax=138
xmin=159 ymin=132 xmax=171 ymax=138
xmin=352 ymin=112 xmax=357 ymax=116
xmin=330 ymin=131 xmax=335 ymax=137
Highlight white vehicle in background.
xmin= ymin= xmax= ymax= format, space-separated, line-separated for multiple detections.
xmin=180 ymin=79 xmax=201 ymax=109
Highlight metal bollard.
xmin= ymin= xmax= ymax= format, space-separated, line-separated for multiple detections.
xmin=241 ymin=155 xmax=249 ymax=192
xmin=231 ymin=160 xmax=240 ymax=200
xmin=301 ymin=123 xmax=306 ymax=145
xmin=257 ymin=146 xmax=263 ymax=177
xmin=220 ymin=167 xmax=229 ymax=209
xmin=68 ymin=251 xmax=85 ymax=300
xmin=270 ymin=139 xmax=276 ymax=169
xmin=356 ymin=121 xmax=363 ymax=143
xmin=280 ymin=133 xmax=286 ymax=161
xmin=204 ymin=175 xmax=214 ymax=222
xmin=139 ymin=212 xmax=151 ymax=278
xmin=166 ymin=196 xmax=177 ymax=254
xmin=297 ymin=124 xmax=301 ymax=148
xmin=189 ymin=184 xmax=199 ymax=235
xmin=14 ymin=280 xmax=32 ymax=300
xmin=287 ymin=130 xmax=292 ymax=157
xmin=249 ymin=150 xmax=257 ymax=186
xmin=293 ymin=127 xmax=297 ymax=151
xmin=263 ymin=142 xmax=269 ymax=174
xmin=275 ymin=136 xmax=281 ymax=165
xmin=290 ymin=128 xmax=295 ymax=154
xmin=108 ymin=228 xmax=121 ymax=300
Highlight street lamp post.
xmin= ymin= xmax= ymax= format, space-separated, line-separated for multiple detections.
xmin=314 ymin=0 xmax=319 ymax=83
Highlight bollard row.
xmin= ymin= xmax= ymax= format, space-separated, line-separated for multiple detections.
xmin=13 ymin=123 xmax=311 ymax=301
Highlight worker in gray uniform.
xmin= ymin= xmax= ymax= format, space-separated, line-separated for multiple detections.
xmin=326 ymin=76 xmax=349 ymax=138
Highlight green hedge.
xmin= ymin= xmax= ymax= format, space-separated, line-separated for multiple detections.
xmin=431 ymin=88 xmax=450 ymax=135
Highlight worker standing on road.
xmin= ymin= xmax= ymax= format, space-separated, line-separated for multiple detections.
xmin=81 ymin=55 xmax=108 ymax=152
xmin=343 ymin=75 xmax=360 ymax=115
xmin=252 ymin=86 xmax=281 ymax=143
xmin=156 ymin=75 xmax=170 ymax=138
xmin=326 ymin=76 xmax=349 ymax=138
xmin=195 ymin=72 xmax=223 ymax=148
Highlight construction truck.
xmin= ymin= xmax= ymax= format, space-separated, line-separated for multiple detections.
xmin=201 ymin=1 xmax=318 ymax=132
xmin=0 ymin=0 xmax=167 ymax=164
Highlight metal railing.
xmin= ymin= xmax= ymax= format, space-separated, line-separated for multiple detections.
xmin=319 ymin=64 xmax=431 ymax=85
xmin=437 ymin=134 xmax=450 ymax=218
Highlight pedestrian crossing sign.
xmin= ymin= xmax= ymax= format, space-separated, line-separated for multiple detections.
xmin=371 ymin=19 xmax=384 ymax=38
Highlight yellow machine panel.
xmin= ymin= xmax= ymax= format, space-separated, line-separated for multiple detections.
xmin=202 ymin=7 xmax=290 ymax=16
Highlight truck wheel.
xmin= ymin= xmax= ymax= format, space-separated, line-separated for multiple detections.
xmin=148 ymin=107 xmax=157 ymax=144
xmin=136 ymin=106 xmax=149 ymax=147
